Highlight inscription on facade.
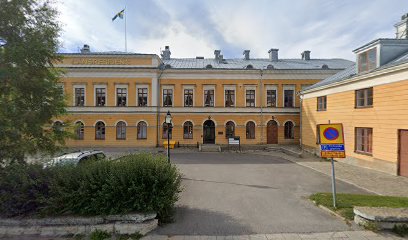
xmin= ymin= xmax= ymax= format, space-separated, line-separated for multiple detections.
xmin=72 ymin=58 xmax=131 ymax=65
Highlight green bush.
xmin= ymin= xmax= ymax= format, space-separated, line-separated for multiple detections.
xmin=0 ymin=153 xmax=182 ymax=222
xmin=0 ymin=163 xmax=52 ymax=217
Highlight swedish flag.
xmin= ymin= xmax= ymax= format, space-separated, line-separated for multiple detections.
xmin=112 ymin=9 xmax=125 ymax=21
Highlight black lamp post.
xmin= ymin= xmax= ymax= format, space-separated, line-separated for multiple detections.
xmin=165 ymin=111 xmax=173 ymax=163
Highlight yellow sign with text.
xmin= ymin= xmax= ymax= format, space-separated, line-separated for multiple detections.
xmin=321 ymin=151 xmax=346 ymax=158
xmin=318 ymin=123 xmax=344 ymax=144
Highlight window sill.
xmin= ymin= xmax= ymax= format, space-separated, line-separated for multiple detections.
xmin=354 ymin=151 xmax=373 ymax=156
xmin=137 ymin=138 xmax=147 ymax=140
xmin=116 ymin=138 xmax=126 ymax=140
xmin=317 ymin=109 xmax=327 ymax=112
xmin=95 ymin=139 xmax=105 ymax=140
xmin=355 ymin=106 xmax=373 ymax=109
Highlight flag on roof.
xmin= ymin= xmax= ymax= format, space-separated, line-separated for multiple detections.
xmin=112 ymin=9 xmax=125 ymax=21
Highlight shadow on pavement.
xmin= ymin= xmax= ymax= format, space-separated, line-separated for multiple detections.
xmin=171 ymin=152 xmax=294 ymax=165
xmin=153 ymin=206 xmax=255 ymax=235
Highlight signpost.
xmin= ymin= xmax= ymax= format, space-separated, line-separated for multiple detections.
xmin=318 ymin=123 xmax=346 ymax=208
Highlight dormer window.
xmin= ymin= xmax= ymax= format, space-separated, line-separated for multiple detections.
xmin=358 ymin=48 xmax=377 ymax=73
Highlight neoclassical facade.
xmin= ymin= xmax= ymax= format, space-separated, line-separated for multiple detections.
xmin=55 ymin=46 xmax=352 ymax=147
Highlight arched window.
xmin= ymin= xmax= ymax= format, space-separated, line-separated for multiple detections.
xmin=225 ymin=121 xmax=235 ymax=138
xmin=137 ymin=121 xmax=147 ymax=139
xmin=53 ymin=121 xmax=64 ymax=132
xmin=183 ymin=121 xmax=193 ymax=139
xmin=284 ymin=121 xmax=294 ymax=139
xmin=116 ymin=121 xmax=126 ymax=140
xmin=246 ymin=121 xmax=255 ymax=139
xmin=75 ymin=121 xmax=84 ymax=140
xmin=162 ymin=122 xmax=172 ymax=139
xmin=95 ymin=121 xmax=105 ymax=140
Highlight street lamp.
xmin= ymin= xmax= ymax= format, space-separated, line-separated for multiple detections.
xmin=165 ymin=111 xmax=173 ymax=163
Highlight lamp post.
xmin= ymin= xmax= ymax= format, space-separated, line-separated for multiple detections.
xmin=165 ymin=111 xmax=173 ymax=163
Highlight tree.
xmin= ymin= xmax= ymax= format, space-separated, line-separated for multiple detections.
xmin=0 ymin=0 xmax=68 ymax=163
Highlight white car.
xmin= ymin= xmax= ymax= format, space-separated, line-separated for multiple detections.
xmin=45 ymin=150 xmax=106 ymax=167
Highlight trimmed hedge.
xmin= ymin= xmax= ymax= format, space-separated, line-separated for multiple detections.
xmin=0 ymin=153 xmax=181 ymax=222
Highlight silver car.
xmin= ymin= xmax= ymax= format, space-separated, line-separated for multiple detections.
xmin=45 ymin=150 xmax=106 ymax=167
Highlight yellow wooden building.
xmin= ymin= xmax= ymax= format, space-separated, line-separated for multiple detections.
xmin=300 ymin=14 xmax=408 ymax=177
xmin=55 ymin=45 xmax=352 ymax=148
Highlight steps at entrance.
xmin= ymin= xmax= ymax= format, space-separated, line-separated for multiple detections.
xmin=199 ymin=144 xmax=221 ymax=152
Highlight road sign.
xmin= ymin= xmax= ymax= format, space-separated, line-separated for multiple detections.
xmin=321 ymin=151 xmax=346 ymax=158
xmin=321 ymin=144 xmax=345 ymax=151
xmin=319 ymin=124 xmax=344 ymax=144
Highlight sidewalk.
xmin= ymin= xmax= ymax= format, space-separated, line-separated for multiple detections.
xmin=251 ymin=147 xmax=408 ymax=197
xmin=141 ymin=231 xmax=405 ymax=239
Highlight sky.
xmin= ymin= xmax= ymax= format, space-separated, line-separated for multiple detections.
xmin=56 ymin=0 xmax=407 ymax=60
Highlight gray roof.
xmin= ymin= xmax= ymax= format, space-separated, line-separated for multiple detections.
xmin=303 ymin=50 xmax=408 ymax=92
xmin=162 ymin=58 xmax=354 ymax=70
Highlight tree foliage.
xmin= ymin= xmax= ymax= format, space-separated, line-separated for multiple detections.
xmin=0 ymin=0 xmax=68 ymax=163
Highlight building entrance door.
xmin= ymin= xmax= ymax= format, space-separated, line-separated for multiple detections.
xmin=399 ymin=130 xmax=408 ymax=177
xmin=267 ymin=120 xmax=278 ymax=144
xmin=203 ymin=120 xmax=215 ymax=144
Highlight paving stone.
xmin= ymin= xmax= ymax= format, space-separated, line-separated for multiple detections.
xmin=265 ymin=234 xmax=285 ymax=240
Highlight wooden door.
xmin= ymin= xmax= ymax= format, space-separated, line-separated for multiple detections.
xmin=203 ymin=120 xmax=215 ymax=144
xmin=399 ymin=130 xmax=408 ymax=177
xmin=267 ymin=120 xmax=278 ymax=144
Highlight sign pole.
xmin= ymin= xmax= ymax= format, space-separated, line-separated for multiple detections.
xmin=330 ymin=157 xmax=337 ymax=208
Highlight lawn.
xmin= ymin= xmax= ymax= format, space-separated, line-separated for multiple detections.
xmin=310 ymin=193 xmax=408 ymax=221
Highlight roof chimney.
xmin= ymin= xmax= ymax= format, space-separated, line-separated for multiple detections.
xmin=214 ymin=50 xmax=221 ymax=60
xmin=395 ymin=13 xmax=408 ymax=39
xmin=80 ymin=44 xmax=90 ymax=53
xmin=161 ymin=46 xmax=171 ymax=60
xmin=243 ymin=50 xmax=250 ymax=60
xmin=268 ymin=48 xmax=279 ymax=61
xmin=301 ymin=50 xmax=311 ymax=60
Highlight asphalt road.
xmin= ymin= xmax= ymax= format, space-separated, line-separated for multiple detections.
xmin=153 ymin=152 xmax=368 ymax=235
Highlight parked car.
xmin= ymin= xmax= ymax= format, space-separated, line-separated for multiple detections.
xmin=44 ymin=150 xmax=106 ymax=167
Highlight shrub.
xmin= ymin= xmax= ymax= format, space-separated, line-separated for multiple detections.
xmin=0 ymin=153 xmax=182 ymax=222
xmin=0 ymin=163 xmax=52 ymax=217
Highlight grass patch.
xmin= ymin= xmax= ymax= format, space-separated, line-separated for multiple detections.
xmin=310 ymin=193 xmax=408 ymax=220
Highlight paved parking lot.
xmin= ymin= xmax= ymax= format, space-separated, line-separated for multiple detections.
xmin=152 ymin=152 xmax=368 ymax=235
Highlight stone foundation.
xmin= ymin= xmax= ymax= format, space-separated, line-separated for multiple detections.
xmin=0 ymin=213 xmax=157 ymax=237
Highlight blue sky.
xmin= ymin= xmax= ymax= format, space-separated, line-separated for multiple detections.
xmin=56 ymin=0 xmax=407 ymax=60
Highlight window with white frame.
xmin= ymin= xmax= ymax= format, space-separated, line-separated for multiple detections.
xmin=162 ymin=87 xmax=173 ymax=107
xmin=224 ymin=86 xmax=236 ymax=107
xmin=95 ymin=85 xmax=107 ymax=106
xmin=137 ymin=121 xmax=147 ymax=139
xmin=184 ymin=88 xmax=194 ymax=107
xmin=116 ymin=86 xmax=127 ymax=107
xmin=245 ymin=87 xmax=256 ymax=107
xmin=266 ymin=85 xmax=277 ymax=107
xmin=137 ymin=85 xmax=148 ymax=107
xmin=283 ymin=85 xmax=295 ymax=107
xmin=204 ymin=86 xmax=215 ymax=107
xmin=74 ymin=85 xmax=85 ymax=106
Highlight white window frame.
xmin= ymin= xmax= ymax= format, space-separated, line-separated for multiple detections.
xmin=245 ymin=85 xmax=257 ymax=107
xmin=94 ymin=84 xmax=107 ymax=106
xmin=224 ymin=85 xmax=236 ymax=107
xmin=73 ymin=84 xmax=86 ymax=106
xmin=283 ymin=85 xmax=295 ymax=108
xmin=115 ymin=84 xmax=128 ymax=107
xmin=162 ymin=85 xmax=174 ymax=107
xmin=182 ymin=85 xmax=195 ymax=107
xmin=136 ymin=84 xmax=149 ymax=107
xmin=265 ymin=85 xmax=278 ymax=107
xmin=203 ymin=85 xmax=216 ymax=107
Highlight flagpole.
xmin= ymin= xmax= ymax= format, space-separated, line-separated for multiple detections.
xmin=124 ymin=6 xmax=127 ymax=52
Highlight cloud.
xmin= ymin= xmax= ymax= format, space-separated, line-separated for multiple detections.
xmin=55 ymin=0 xmax=407 ymax=60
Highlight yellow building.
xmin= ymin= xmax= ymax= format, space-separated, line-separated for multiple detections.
xmin=300 ymin=15 xmax=408 ymax=177
xmin=55 ymin=45 xmax=352 ymax=148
